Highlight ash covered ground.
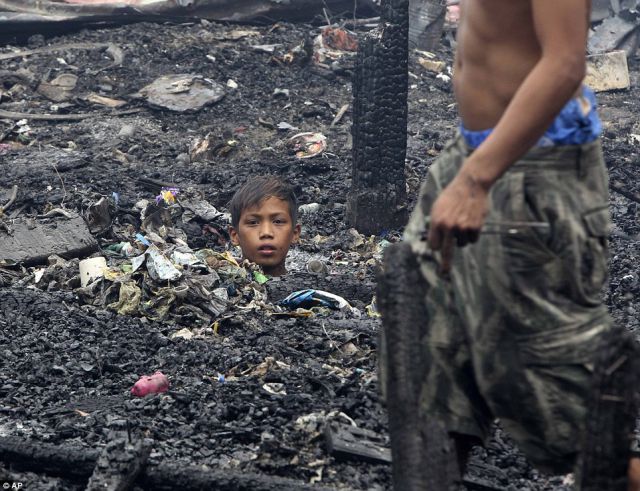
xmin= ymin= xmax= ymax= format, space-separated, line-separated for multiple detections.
xmin=0 ymin=16 xmax=639 ymax=491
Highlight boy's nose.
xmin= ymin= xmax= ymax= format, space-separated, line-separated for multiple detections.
xmin=259 ymin=223 xmax=274 ymax=238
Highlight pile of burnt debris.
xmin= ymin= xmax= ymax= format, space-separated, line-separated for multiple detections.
xmin=0 ymin=2 xmax=640 ymax=490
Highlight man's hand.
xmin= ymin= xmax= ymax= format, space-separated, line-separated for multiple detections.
xmin=427 ymin=168 xmax=489 ymax=274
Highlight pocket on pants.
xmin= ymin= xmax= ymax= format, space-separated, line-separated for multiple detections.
xmin=577 ymin=206 xmax=610 ymax=305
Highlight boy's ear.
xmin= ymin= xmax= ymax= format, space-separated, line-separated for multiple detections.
xmin=292 ymin=223 xmax=301 ymax=244
xmin=229 ymin=225 xmax=240 ymax=246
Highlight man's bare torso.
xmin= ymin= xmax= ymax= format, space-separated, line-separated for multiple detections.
xmin=454 ymin=0 xmax=588 ymax=131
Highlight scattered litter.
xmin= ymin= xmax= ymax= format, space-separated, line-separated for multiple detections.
xmin=86 ymin=197 xmax=112 ymax=234
xmin=218 ymin=29 xmax=261 ymax=41
xmin=226 ymin=79 xmax=238 ymax=89
xmin=306 ymin=259 xmax=328 ymax=274
xmin=262 ymin=382 xmax=287 ymax=396
xmin=171 ymin=328 xmax=194 ymax=340
xmin=251 ymin=44 xmax=282 ymax=53
xmin=277 ymin=122 xmax=299 ymax=131
xmin=295 ymin=411 xmax=357 ymax=436
xmin=79 ymin=256 xmax=107 ymax=287
xmin=365 ymin=296 xmax=380 ymax=318
xmin=253 ymin=270 xmax=269 ymax=284
xmin=85 ymin=93 xmax=127 ymax=108
xmin=418 ymin=57 xmax=446 ymax=73
xmin=131 ymin=371 xmax=170 ymax=397
xmin=279 ymin=289 xmax=351 ymax=311
xmin=273 ymin=88 xmax=290 ymax=98
xmin=189 ymin=133 xmax=238 ymax=161
xmin=585 ymin=50 xmax=630 ymax=92
xmin=146 ymin=245 xmax=182 ymax=282
xmin=287 ymin=132 xmax=327 ymax=159
xmin=107 ymin=281 xmax=142 ymax=315
xmin=37 ymin=73 xmax=78 ymax=102
xmin=136 ymin=74 xmax=225 ymax=113
xmin=156 ymin=187 xmax=180 ymax=205
xmin=135 ymin=233 xmax=151 ymax=247
xmin=314 ymin=27 xmax=358 ymax=67
xmin=299 ymin=203 xmax=321 ymax=215
xmin=321 ymin=27 xmax=358 ymax=51
xmin=330 ymin=104 xmax=349 ymax=127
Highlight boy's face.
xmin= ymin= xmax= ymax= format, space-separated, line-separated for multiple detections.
xmin=229 ymin=196 xmax=301 ymax=276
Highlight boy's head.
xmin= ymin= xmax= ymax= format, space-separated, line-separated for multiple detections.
xmin=228 ymin=175 xmax=301 ymax=276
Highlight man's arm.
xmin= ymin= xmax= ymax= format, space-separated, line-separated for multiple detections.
xmin=428 ymin=0 xmax=590 ymax=272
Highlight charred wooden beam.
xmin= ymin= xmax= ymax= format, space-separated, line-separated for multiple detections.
xmin=324 ymin=421 xmax=392 ymax=465
xmin=347 ymin=0 xmax=409 ymax=235
xmin=0 ymin=437 xmax=333 ymax=491
xmin=377 ymin=243 xmax=458 ymax=490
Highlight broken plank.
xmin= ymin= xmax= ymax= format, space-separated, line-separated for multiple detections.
xmin=585 ymin=50 xmax=630 ymax=92
xmin=0 ymin=214 xmax=98 ymax=266
xmin=324 ymin=421 xmax=392 ymax=465
xmin=611 ymin=180 xmax=640 ymax=205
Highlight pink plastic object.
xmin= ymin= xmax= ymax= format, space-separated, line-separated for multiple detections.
xmin=131 ymin=371 xmax=169 ymax=397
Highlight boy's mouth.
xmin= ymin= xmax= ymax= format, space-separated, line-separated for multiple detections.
xmin=258 ymin=244 xmax=277 ymax=256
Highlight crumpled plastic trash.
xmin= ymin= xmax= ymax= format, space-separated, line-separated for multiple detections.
xmin=156 ymin=187 xmax=180 ymax=205
xmin=108 ymin=281 xmax=142 ymax=316
xmin=131 ymin=371 xmax=169 ymax=397
xmin=146 ymin=245 xmax=182 ymax=282
xmin=104 ymin=241 xmax=141 ymax=258
xmin=314 ymin=27 xmax=358 ymax=66
xmin=287 ymin=132 xmax=326 ymax=159
xmin=279 ymin=289 xmax=351 ymax=310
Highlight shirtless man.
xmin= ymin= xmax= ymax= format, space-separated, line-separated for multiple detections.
xmin=401 ymin=0 xmax=640 ymax=487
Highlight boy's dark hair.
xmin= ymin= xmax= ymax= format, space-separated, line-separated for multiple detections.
xmin=229 ymin=175 xmax=298 ymax=228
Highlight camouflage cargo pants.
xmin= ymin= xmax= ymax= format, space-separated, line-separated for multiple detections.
xmin=404 ymin=134 xmax=613 ymax=473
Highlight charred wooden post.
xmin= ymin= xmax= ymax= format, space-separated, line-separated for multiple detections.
xmin=347 ymin=0 xmax=409 ymax=235
xmin=377 ymin=243 xmax=458 ymax=490
xmin=577 ymin=326 xmax=640 ymax=491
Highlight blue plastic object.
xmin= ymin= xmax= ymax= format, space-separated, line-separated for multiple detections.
xmin=279 ymin=289 xmax=342 ymax=310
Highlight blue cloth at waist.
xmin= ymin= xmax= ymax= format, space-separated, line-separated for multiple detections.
xmin=459 ymin=86 xmax=602 ymax=148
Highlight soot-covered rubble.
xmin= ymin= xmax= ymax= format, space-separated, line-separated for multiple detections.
xmin=0 ymin=10 xmax=639 ymax=491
